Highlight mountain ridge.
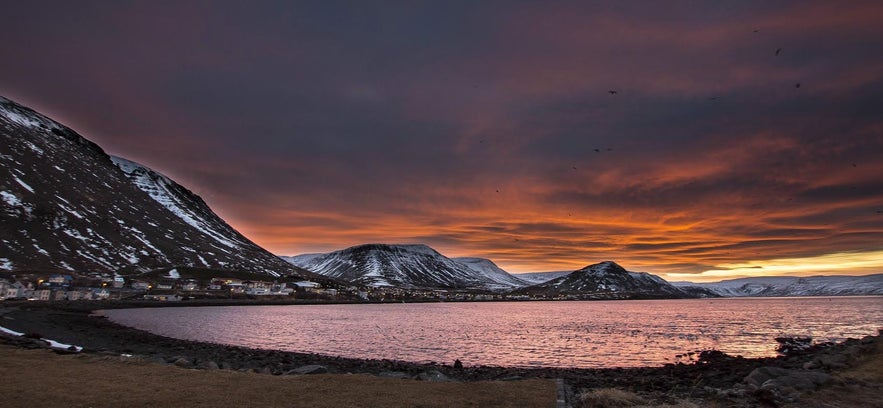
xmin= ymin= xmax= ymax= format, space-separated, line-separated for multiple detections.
xmin=0 ymin=95 xmax=317 ymax=279
xmin=514 ymin=261 xmax=691 ymax=299
xmin=673 ymin=274 xmax=883 ymax=297
xmin=284 ymin=244 xmax=527 ymax=291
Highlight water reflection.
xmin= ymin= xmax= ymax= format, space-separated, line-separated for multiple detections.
xmin=103 ymin=297 xmax=882 ymax=368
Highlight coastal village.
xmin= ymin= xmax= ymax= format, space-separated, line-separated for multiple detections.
xmin=0 ymin=270 xmax=511 ymax=303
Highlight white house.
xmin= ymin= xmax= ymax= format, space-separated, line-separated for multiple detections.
xmin=4 ymin=282 xmax=27 ymax=300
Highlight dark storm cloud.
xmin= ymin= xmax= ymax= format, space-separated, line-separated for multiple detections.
xmin=3 ymin=1 xmax=883 ymax=277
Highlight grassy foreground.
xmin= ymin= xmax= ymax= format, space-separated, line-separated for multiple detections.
xmin=0 ymin=345 xmax=556 ymax=408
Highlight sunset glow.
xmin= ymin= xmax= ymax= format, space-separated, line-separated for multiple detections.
xmin=3 ymin=1 xmax=882 ymax=281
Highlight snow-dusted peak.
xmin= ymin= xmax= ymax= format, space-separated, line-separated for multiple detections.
xmin=350 ymin=243 xmax=440 ymax=256
xmin=0 ymin=97 xmax=64 ymax=131
xmin=109 ymin=155 xmax=146 ymax=175
xmin=577 ymin=261 xmax=628 ymax=275
xmin=292 ymin=244 xmax=526 ymax=290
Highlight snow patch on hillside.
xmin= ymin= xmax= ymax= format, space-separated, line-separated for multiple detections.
xmin=111 ymin=156 xmax=243 ymax=250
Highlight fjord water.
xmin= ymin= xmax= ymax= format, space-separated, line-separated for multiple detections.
xmin=102 ymin=297 xmax=882 ymax=368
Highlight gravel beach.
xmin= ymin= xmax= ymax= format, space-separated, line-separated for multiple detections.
xmin=2 ymin=300 xmax=880 ymax=407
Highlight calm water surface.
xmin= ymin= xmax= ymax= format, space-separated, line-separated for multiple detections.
xmin=102 ymin=297 xmax=882 ymax=368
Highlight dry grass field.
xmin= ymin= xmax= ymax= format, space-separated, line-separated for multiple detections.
xmin=0 ymin=345 xmax=556 ymax=408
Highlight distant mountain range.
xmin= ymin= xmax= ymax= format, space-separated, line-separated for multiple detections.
xmin=0 ymin=95 xmax=318 ymax=279
xmin=283 ymin=247 xmax=688 ymax=298
xmin=286 ymin=244 xmax=883 ymax=298
xmin=673 ymin=275 xmax=883 ymax=297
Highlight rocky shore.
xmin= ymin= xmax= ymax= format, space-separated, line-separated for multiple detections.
xmin=2 ymin=300 xmax=880 ymax=407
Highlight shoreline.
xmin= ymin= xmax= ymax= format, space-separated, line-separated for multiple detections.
xmin=2 ymin=300 xmax=881 ymax=406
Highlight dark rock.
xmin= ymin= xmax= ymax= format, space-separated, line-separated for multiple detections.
xmin=815 ymin=353 xmax=848 ymax=369
xmin=744 ymin=366 xmax=790 ymax=389
xmin=415 ymin=369 xmax=451 ymax=382
xmin=198 ymin=360 xmax=220 ymax=370
xmin=775 ymin=336 xmax=813 ymax=355
xmin=745 ymin=365 xmax=832 ymax=404
xmin=289 ymin=364 xmax=328 ymax=375
xmin=172 ymin=357 xmax=192 ymax=368
xmin=377 ymin=371 xmax=410 ymax=379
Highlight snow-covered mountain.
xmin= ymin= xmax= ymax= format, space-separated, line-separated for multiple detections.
xmin=673 ymin=274 xmax=883 ymax=297
xmin=0 ymin=95 xmax=318 ymax=279
xmin=285 ymin=244 xmax=527 ymax=290
xmin=515 ymin=261 xmax=691 ymax=299
xmin=452 ymin=257 xmax=530 ymax=289
xmin=280 ymin=253 xmax=325 ymax=267
xmin=512 ymin=271 xmax=571 ymax=285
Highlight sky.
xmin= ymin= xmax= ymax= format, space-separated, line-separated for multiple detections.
xmin=2 ymin=1 xmax=882 ymax=281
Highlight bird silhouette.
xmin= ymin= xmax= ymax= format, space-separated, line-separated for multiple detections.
xmin=775 ymin=48 xmax=782 ymax=56
xmin=594 ymin=148 xmax=601 ymax=153
xmin=753 ymin=29 xmax=759 ymax=33
xmin=608 ymin=90 xmax=618 ymax=95
xmin=795 ymin=83 xmax=801 ymax=88
xmin=572 ymin=166 xmax=577 ymax=170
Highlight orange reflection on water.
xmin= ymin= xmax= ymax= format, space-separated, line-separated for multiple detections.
xmin=103 ymin=297 xmax=883 ymax=369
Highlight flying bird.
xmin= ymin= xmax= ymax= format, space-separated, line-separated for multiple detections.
xmin=572 ymin=166 xmax=577 ymax=170
xmin=775 ymin=48 xmax=782 ymax=56
xmin=795 ymin=83 xmax=801 ymax=88
xmin=594 ymin=148 xmax=601 ymax=153
xmin=753 ymin=29 xmax=759 ymax=33
xmin=608 ymin=90 xmax=618 ymax=95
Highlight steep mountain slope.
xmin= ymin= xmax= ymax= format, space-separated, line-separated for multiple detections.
xmin=673 ymin=274 xmax=883 ymax=297
xmin=0 ymin=95 xmax=315 ymax=278
xmin=111 ymin=156 xmax=258 ymax=252
xmin=452 ymin=257 xmax=529 ymax=289
xmin=289 ymin=244 xmax=525 ymax=290
xmin=515 ymin=261 xmax=691 ymax=299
